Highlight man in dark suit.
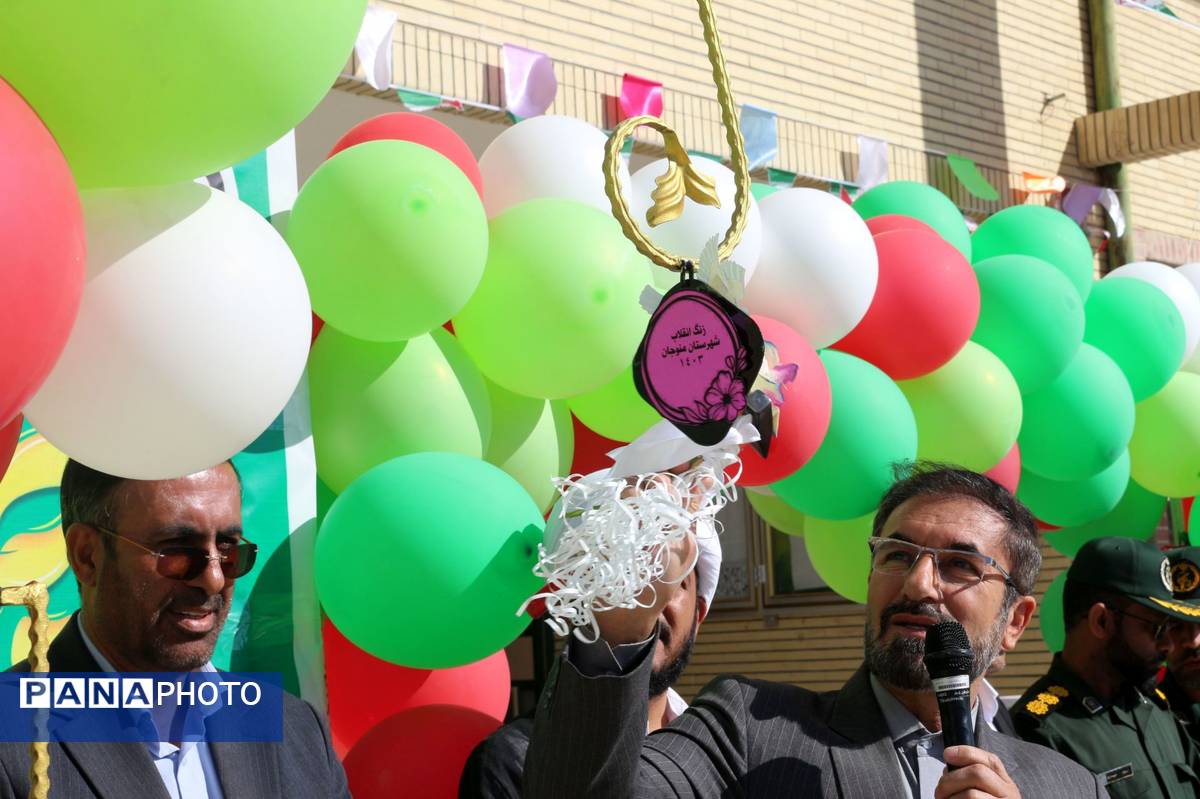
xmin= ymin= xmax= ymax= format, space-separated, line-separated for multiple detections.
xmin=0 ymin=459 xmax=349 ymax=799
xmin=522 ymin=463 xmax=1106 ymax=798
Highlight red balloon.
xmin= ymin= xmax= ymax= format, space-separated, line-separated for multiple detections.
xmin=323 ymin=617 xmax=509 ymax=758
xmin=865 ymin=214 xmax=937 ymax=238
xmin=344 ymin=705 xmax=500 ymax=799
xmin=0 ymin=79 xmax=86 ymax=427
xmin=311 ymin=313 xmax=325 ymax=346
xmin=328 ymin=113 xmax=484 ymax=199
xmin=739 ymin=316 xmax=831 ymax=486
xmin=1036 ymin=519 xmax=1061 ymax=532
xmin=0 ymin=414 xmax=21 ymax=483
xmin=832 ymin=228 xmax=980 ymax=380
xmin=1184 ymin=497 xmax=1194 ymax=526
xmin=570 ymin=414 xmax=625 ymax=475
xmin=983 ymin=443 xmax=1021 ymax=494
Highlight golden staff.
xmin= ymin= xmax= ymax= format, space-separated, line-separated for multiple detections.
xmin=1 ymin=581 xmax=51 ymax=799
xmin=602 ymin=0 xmax=751 ymax=270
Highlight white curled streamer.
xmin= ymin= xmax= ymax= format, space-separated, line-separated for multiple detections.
xmin=518 ymin=448 xmax=742 ymax=642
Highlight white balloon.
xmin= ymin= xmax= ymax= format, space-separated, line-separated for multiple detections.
xmin=1105 ymin=260 xmax=1200 ymax=366
xmin=629 ymin=158 xmax=763 ymax=289
xmin=25 ymin=182 xmax=311 ymax=479
xmin=1178 ymin=263 xmax=1200 ymax=374
xmin=478 ymin=115 xmax=631 ymax=218
xmin=743 ymin=188 xmax=879 ymax=349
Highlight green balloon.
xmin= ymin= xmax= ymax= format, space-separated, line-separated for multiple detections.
xmin=772 ymin=351 xmax=917 ymax=520
xmin=309 ymin=327 xmax=492 ymax=493
xmin=747 ymin=490 xmax=807 ymax=536
xmin=485 ymin=379 xmax=574 ymax=512
xmin=970 ymin=205 xmax=1094 ymax=301
xmin=0 ymin=0 xmax=365 ymax=188
xmin=567 ymin=365 xmax=661 ymax=443
xmin=899 ymin=341 xmax=1021 ymax=472
xmin=1039 ymin=571 xmax=1068 ymax=654
xmin=287 ymin=141 xmax=487 ymax=342
xmin=805 ymin=514 xmax=873 ymax=604
xmin=1045 ymin=479 xmax=1163 ymax=557
xmin=1130 ymin=372 xmax=1200 ymax=497
xmin=1017 ymin=450 xmax=1130 ymax=527
xmin=971 ymin=255 xmax=1084 ymax=393
xmin=316 ymin=452 xmax=544 ymax=668
xmin=454 ymin=199 xmax=652 ymax=399
xmin=1019 ymin=343 xmax=1134 ymax=481
xmin=852 ymin=181 xmax=971 ymax=258
xmin=1084 ymin=278 xmax=1187 ymax=401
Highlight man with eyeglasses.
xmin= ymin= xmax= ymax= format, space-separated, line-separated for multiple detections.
xmin=0 ymin=459 xmax=350 ymax=799
xmin=522 ymin=462 xmax=1104 ymax=798
xmin=1014 ymin=537 xmax=1200 ymax=798
xmin=1158 ymin=547 xmax=1200 ymax=744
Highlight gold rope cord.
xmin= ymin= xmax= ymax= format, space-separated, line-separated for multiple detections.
xmin=0 ymin=581 xmax=50 ymax=799
xmin=603 ymin=0 xmax=751 ymax=270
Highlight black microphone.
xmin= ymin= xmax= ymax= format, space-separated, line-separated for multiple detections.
xmin=923 ymin=619 xmax=975 ymax=751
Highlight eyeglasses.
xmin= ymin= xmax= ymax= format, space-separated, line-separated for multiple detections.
xmin=91 ymin=525 xmax=257 ymax=582
xmin=1110 ymin=606 xmax=1169 ymax=642
xmin=867 ymin=536 xmax=1016 ymax=589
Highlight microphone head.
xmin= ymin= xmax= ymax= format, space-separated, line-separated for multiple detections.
xmin=923 ymin=619 xmax=974 ymax=679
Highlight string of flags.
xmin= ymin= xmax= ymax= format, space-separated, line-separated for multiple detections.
xmin=1116 ymin=0 xmax=1200 ymax=32
xmin=350 ymin=6 xmax=1126 ymax=242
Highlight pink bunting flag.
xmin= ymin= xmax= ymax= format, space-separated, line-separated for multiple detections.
xmin=501 ymin=44 xmax=557 ymax=119
xmin=619 ymin=73 xmax=664 ymax=120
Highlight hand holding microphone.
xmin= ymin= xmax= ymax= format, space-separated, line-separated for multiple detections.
xmin=924 ymin=619 xmax=1022 ymax=799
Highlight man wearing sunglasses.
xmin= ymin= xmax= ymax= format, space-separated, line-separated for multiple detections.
xmin=523 ymin=462 xmax=1104 ymax=798
xmin=0 ymin=459 xmax=350 ymax=799
xmin=1014 ymin=537 xmax=1200 ymax=798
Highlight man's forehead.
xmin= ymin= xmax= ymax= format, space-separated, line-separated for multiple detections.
xmin=881 ymin=494 xmax=1008 ymax=550
xmin=114 ymin=465 xmax=242 ymax=521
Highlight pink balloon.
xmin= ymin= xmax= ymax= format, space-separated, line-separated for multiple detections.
xmin=0 ymin=414 xmax=20 ymax=483
xmin=832 ymin=228 xmax=980 ymax=380
xmin=0 ymin=79 xmax=85 ymax=426
xmin=323 ymin=618 xmax=510 ymax=758
xmin=864 ymin=214 xmax=937 ymax=238
xmin=984 ymin=443 xmax=1021 ymax=494
xmin=740 ymin=316 xmax=832 ymax=486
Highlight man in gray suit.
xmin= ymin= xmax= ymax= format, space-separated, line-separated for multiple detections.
xmin=523 ymin=463 xmax=1106 ymax=798
xmin=0 ymin=459 xmax=350 ymax=799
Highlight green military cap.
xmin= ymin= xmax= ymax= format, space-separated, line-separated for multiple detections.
xmin=1167 ymin=546 xmax=1200 ymax=601
xmin=1068 ymin=537 xmax=1200 ymax=622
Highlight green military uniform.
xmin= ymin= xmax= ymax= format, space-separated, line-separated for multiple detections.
xmin=1160 ymin=670 xmax=1200 ymax=738
xmin=1014 ymin=537 xmax=1200 ymax=798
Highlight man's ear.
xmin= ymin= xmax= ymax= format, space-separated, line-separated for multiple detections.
xmin=697 ymin=596 xmax=710 ymax=625
xmin=65 ymin=523 xmax=103 ymax=588
xmin=1087 ymin=602 xmax=1113 ymax=641
xmin=1001 ymin=594 xmax=1037 ymax=651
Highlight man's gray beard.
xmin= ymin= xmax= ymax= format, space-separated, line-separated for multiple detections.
xmin=863 ymin=601 xmax=1010 ymax=691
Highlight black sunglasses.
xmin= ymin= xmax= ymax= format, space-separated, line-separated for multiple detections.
xmin=91 ymin=524 xmax=257 ymax=581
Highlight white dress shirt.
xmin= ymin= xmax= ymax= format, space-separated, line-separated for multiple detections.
xmin=78 ymin=620 xmax=226 ymax=799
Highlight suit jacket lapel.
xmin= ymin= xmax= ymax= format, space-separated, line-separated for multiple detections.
xmin=826 ymin=666 xmax=908 ymax=798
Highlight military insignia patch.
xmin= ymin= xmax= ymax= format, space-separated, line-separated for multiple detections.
xmin=1047 ymin=685 xmax=1069 ymax=698
xmin=1172 ymin=560 xmax=1200 ymax=594
xmin=1037 ymin=692 xmax=1060 ymax=706
xmin=1083 ymin=696 xmax=1104 ymax=714
xmin=1026 ymin=699 xmax=1050 ymax=716
xmin=1162 ymin=557 xmax=1174 ymax=592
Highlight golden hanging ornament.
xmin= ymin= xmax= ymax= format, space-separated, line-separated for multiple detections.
xmin=602 ymin=0 xmax=751 ymax=270
xmin=0 ymin=580 xmax=51 ymax=799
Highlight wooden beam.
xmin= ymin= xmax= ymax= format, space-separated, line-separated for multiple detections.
xmin=1074 ymin=90 xmax=1200 ymax=167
